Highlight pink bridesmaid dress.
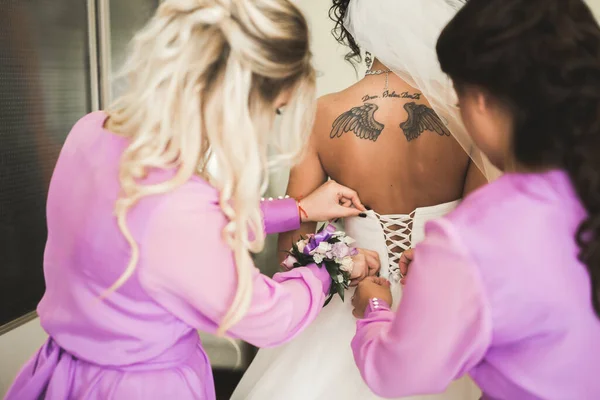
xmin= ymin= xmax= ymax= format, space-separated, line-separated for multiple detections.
xmin=352 ymin=170 xmax=600 ymax=399
xmin=5 ymin=112 xmax=331 ymax=400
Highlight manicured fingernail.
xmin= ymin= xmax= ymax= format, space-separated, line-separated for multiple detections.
xmin=365 ymin=206 xmax=372 ymax=211
xmin=359 ymin=213 xmax=367 ymax=218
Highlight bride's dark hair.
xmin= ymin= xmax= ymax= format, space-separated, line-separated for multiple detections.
xmin=437 ymin=0 xmax=600 ymax=318
xmin=329 ymin=0 xmax=361 ymax=65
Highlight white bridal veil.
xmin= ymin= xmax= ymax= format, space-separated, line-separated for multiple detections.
xmin=344 ymin=0 xmax=500 ymax=180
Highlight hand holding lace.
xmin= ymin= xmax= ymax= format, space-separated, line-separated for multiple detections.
xmin=351 ymin=277 xmax=392 ymax=319
xmin=399 ymin=248 xmax=414 ymax=285
xmin=297 ymin=180 xmax=366 ymax=222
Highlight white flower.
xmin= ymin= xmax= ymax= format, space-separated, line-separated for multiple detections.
xmin=316 ymin=242 xmax=332 ymax=254
xmin=336 ymin=274 xmax=345 ymax=283
xmin=313 ymin=254 xmax=324 ymax=264
xmin=343 ymin=236 xmax=356 ymax=245
xmin=281 ymin=255 xmax=298 ymax=270
xmin=297 ymin=239 xmax=307 ymax=253
xmin=340 ymin=256 xmax=354 ymax=273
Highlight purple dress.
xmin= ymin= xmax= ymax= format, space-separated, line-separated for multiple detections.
xmin=5 ymin=112 xmax=331 ymax=400
xmin=351 ymin=170 xmax=600 ymax=399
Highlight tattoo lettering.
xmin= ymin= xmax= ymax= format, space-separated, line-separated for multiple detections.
xmin=382 ymin=90 xmax=400 ymax=99
xmin=330 ymin=103 xmax=385 ymax=142
xmin=362 ymin=91 xmax=421 ymax=102
xmin=384 ymin=90 xmax=421 ymax=100
xmin=400 ymin=102 xmax=451 ymax=142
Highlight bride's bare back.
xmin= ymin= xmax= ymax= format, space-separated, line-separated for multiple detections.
xmin=278 ymin=69 xmax=485 ymax=258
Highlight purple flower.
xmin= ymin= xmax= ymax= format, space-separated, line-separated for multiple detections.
xmin=331 ymin=242 xmax=350 ymax=259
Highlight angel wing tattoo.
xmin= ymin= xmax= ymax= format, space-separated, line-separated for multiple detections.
xmin=330 ymin=103 xmax=385 ymax=142
xmin=400 ymin=102 xmax=451 ymax=142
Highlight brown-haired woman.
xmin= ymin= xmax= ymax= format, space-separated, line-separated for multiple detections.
xmin=351 ymin=0 xmax=600 ymax=398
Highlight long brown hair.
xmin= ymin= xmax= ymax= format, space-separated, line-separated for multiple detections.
xmin=437 ymin=0 xmax=600 ymax=318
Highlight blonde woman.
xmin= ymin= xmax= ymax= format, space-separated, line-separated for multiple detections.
xmin=3 ymin=1 xmax=377 ymax=399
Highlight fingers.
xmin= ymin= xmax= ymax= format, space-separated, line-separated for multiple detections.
xmin=349 ymin=254 xmax=368 ymax=286
xmin=366 ymin=276 xmax=390 ymax=286
xmin=355 ymin=249 xmax=379 ymax=276
xmin=349 ymin=277 xmax=362 ymax=286
xmin=332 ymin=182 xmax=366 ymax=212
xmin=351 ymin=288 xmax=363 ymax=318
xmin=351 ymin=278 xmax=393 ymax=316
xmin=349 ymin=269 xmax=367 ymax=286
xmin=399 ymin=249 xmax=414 ymax=276
xmin=363 ymin=250 xmax=380 ymax=275
xmin=337 ymin=205 xmax=363 ymax=218
xmin=399 ymin=249 xmax=414 ymax=285
xmin=351 ymin=289 xmax=359 ymax=306
xmin=340 ymin=198 xmax=353 ymax=208
xmin=347 ymin=193 xmax=366 ymax=211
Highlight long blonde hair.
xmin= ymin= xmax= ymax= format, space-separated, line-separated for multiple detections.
xmin=105 ymin=0 xmax=316 ymax=335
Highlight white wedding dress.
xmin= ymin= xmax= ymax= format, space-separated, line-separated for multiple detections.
xmin=233 ymin=0 xmax=496 ymax=397
xmin=232 ymin=201 xmax=481 ymax=400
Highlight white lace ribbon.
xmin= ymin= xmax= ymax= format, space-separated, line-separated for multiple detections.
xmin=374 ymin=211 xmax=414 ymax=283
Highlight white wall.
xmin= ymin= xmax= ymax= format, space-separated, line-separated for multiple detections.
xmin=299 ymin=0 xmax=361 ymax=97
xmin=592 ymin=0 xmax=600 ymax=18
xmin=0 ymin=319 xmax=46 ymax=396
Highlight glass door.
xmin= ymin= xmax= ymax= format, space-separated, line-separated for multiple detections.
xmin=0 ymin=0 xmax=93 ymax=328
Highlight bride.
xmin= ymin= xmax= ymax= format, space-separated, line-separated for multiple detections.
xmin=232 ymin=0 xmax=498 ymax=399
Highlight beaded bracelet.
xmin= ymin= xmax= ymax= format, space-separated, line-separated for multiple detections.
xmin=260 ymin=195 xmax=290 ymax=202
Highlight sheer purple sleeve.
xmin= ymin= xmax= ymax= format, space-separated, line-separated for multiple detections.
xmin=139 ymin=190 xmax=330 ymax=348
xmin=351 ymin=219 xmax=492 ymax=397
xmin=260 ymin=197 xmax=300 ymax=235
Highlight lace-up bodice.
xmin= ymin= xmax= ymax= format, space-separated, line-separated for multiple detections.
xmin=374 ymin=212 xmax=415 ymax=283
xmin=342 ymin=201 xmax=460 ymax=289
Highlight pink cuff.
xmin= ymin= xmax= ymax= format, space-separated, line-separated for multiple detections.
xmin=306 ymin=264 xmax=332 ymax=295
xmin=261 ymin=198 xmax=301 ymax=235
xmin=364 ymin=297 xmax=392 ymax=318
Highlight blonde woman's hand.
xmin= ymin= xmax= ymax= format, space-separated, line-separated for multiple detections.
xmin=351 ymin=276 xmax=392 ymax=318
xmin=298 ymin=180 xmax=366 ymax=222
xmin=399 ymin=248 xmax=414 ymax=285
xmin=349 ymin=249 xmax=380 ymax=286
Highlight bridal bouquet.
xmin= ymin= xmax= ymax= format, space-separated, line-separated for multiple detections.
xmin=282 ymin=223 xmax=357 ymax=305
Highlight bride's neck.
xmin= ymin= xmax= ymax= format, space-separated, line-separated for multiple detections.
xmin=366 ymin=58 xmax=410 ymax=89
xmin=370 ymin=58 xmax=388 ymax=71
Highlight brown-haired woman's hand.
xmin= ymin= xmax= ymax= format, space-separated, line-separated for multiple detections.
xmin=399 ymin=248 xmax=414 ymax=285
xmin=351 ymin=276 xmax=392 ymax=318
xmin=298 ymin=180 xmax=366 ymax=222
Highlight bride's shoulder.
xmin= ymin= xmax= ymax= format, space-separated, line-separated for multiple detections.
xmin=317 ymin=88 xmax=353 ymax=110
xmin=315 ymin=87 xmax=362 ymax=121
